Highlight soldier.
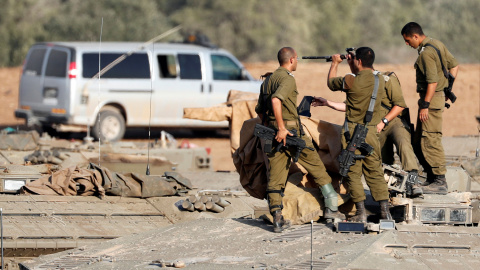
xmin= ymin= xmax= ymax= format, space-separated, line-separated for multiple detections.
xmin=401 ymin=22 xmax=459 ymax=194
xmin=255 ymin=47 xmax=344 ymax=233
xmin=313 ymin=64 xmax=422 ymax=196
xmin=325 ymin=47 xmax=391 ymax=222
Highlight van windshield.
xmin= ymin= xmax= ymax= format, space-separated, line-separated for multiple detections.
xmin=82 ymin=53 xmax=150 ymax=79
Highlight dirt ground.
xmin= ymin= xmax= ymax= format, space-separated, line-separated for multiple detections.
xmin=1 ymin=63 xmax=479 ymax=171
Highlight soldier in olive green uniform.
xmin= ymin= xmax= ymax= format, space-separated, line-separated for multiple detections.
xmin=401 ymin=22 xmax=459 ymax=194
xmin=326 ymin=47 xmax=391 ymax=223
xmin=313 ymin=70 xmax=422 ymax=197
xmin=255 ymin=47 xmax=344 ymax=233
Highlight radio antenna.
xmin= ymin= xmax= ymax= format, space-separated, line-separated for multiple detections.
xmin=146 ymin=42 xmax=154 ymax=175
xmin=97 ymin=17 xmax=104 ymax=166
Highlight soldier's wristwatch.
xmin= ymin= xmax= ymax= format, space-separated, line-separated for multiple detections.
xmin=382 ymin=117 xmax=389 ymax=126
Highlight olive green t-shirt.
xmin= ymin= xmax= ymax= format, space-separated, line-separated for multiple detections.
xmin=415 ymin=37 xmax=458 ymax=93
xmin=255 ymin=67 xmax=299 ymax=123
xmin=328 ymin=70 xmax=385 ymax=125
xmin=379 ymin=71 xmax=407 ymax=117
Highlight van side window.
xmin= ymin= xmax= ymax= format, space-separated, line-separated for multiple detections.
xmin=82 ymin=53 xmax=150 ymax=79
xmin=24 ymin=48 xmax=47 ymax=76
xmin=45 ymin=49 xmax=68 ymax=78
xmin=157 ymin=54 xmax=177 ymax=78
xmin=178 ymin=54 xmax=202 ymax=80
xmin=211 ymin=54 xmax=242 ymax=80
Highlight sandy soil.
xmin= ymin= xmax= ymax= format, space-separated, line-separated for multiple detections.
xmin=1 ymin=63 xmax=479 ymax=171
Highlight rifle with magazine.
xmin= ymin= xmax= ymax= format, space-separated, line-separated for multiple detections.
xmin=337 ymin=72 xmax=380 ymax=178
xmin=337 ymin=123 xmax=374 ymax=177
xmin=253 ymin=124 xmax=314 ymax=163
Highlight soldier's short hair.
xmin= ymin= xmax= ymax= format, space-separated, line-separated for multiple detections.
xmin=355 ymin=47 xmax=375 ymax=68
xmin=401 ymin=22 xmax=424 ymax=37
xmin=277 ymin=47 xmax=295 ymax=65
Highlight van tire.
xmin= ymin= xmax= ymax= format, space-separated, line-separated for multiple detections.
xmin=92 ymin=108 xmax=125 ymax=142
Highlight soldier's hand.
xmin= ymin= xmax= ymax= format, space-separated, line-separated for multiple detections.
xmin=312 ymin=96 xmax=328 ymax=107
xmin=276 ymin=128 xmax=293 ymax=146
xmin=376 ymin=122 xmax=385 ymax=133
xmin=419 ymin=108 xmax=429 ymax=122
xmin=331 ymin=54 xmax=343 ymax=64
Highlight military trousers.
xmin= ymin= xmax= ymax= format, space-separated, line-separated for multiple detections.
xmin=413 ymin=107 xmax=446 ymax=176
xmin=378 ymin=117 xmax=419 ymax=172
xmin=341 ymin=123 xmax=389 ymax=203
xmin=267 ymin=130 xmax=331 ymax=213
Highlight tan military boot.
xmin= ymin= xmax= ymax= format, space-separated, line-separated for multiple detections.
xmin=349 ymin=201 xmax=367 ymax=223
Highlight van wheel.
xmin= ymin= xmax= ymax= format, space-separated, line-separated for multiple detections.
xmin=92 ymin=108 xmax=125 ymax=142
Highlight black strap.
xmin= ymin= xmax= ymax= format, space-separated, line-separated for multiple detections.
xmin=365 ymin=72 xmax=380 ymax=124
xmin=424 ymin=44 xmax=449 ymax=79
xmin=260 ymin=75 xmax=272 ymax=125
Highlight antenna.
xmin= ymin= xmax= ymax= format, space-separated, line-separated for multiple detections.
xmin=1 ymin=208 xmax=3 ymax=270
xmin=146 ymin=42 xmax=154 ymax=175
xmin=98 ymin=17 xmax=103 ymax=166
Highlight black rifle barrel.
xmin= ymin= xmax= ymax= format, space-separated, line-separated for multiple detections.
xmin=302 ymin=54 xmax=347 ymax=61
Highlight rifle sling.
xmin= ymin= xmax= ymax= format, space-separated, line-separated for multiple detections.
xmin=424 ymin=44 xmax=449 ymax=79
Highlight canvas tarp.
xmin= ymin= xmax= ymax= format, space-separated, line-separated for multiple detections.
xmin=20 ymin=163 xmax=192 ymax=198
xmin=184 ymin=90 xmax=258 ymax=154
xmin=184 ymin=90 xmax=352 ymax=224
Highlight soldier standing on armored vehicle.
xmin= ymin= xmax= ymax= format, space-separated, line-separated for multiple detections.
xmin=313 ymin=50 xmax=422 ymax=197
xmin=255 ymin=47 xmax=344 ymax=233
xmin=401 ymin=22 xmax=459 ymax=194
xmin=326 ymin=47 xmax=391 ymax=223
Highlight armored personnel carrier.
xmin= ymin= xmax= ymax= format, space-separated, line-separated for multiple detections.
xmin=1 ymin=130 xmax=479 ymax=269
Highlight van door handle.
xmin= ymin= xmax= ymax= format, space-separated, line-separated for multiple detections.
xmin=209 ymin=84 xmax=212 ymax=93
xmin=200 ymin=84 xmax=204 ymax=93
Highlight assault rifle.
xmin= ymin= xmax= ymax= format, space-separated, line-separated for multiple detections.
xmin=253 ymin=124 xmax=314 ymax=163
xmin=337 ymin=124 xmax=374 ymax=177
xmin=302 ymin=47 xmax=356 ymax=62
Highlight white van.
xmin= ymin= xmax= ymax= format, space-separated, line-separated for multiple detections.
xmin=15 ymin=42 xmax=261 ymax=141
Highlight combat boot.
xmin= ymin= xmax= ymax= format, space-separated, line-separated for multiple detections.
xmin=272 ymin=210 xmax=290 ymax=233
xmin=320 ymin=183 xmax=345 ymax=220
xmin=420 ymin=173 xmax=434 ymax=186
xmin=323 ymin=208 xmax=346 ymax=220
xmin=348 ymin=201 xmax=367 ymax=223
xmin=422 ymin=175 xmax=448 ymax=195
xmin=379 ymin=200 xmax=392 ymax=220
xmin=407 ymin=170 xmax=423 ymax=197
